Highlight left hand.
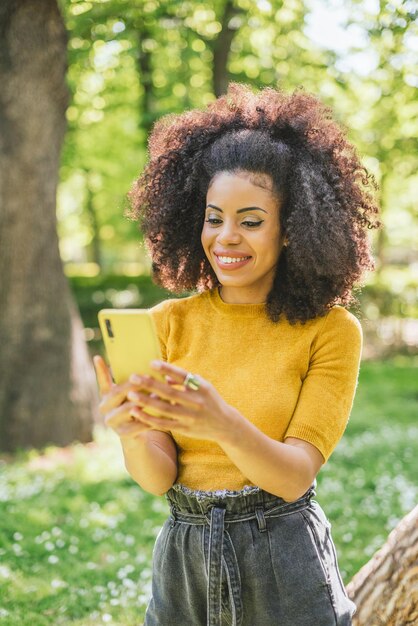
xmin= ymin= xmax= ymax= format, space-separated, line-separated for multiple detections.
xmin=127 ymin=361 xmax=240 ymax=443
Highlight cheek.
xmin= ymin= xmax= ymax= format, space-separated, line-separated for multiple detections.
xmin=264 ymin=234 xmax=282 ymax=262
xmin=201 ymin=224 xmax=213 ymax=244
xmin=201 ymin=228 xmax=211 ymax=255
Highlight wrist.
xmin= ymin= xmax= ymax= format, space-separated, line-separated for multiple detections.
xmin=120 ymin=431 xmax=149 ymax=452
xmin=218 ymin=408 xmax=246 ymax=447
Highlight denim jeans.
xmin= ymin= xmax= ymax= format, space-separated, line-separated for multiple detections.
xmin=144 ymin=482 xmax=356 ymax=626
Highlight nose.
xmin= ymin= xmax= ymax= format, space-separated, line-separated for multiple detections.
xmin=217 ymin=220 xmax=241 ymax=245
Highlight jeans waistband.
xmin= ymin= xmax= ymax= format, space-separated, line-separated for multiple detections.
xmin=166 ymin=481 xmax=316 ymax=517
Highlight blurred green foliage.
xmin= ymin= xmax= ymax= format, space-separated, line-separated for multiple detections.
xmin=68 ymin=273 xmax=178 ymax=357
xmin=69 ymin=274 xmax=173 ymax=329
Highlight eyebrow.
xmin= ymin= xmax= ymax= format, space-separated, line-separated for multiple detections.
xmin=206 ymin=204 xmax=268 ymax=214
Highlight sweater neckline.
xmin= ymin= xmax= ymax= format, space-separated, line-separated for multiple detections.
xmin=207 ymin=287 xmax=267 ymax=317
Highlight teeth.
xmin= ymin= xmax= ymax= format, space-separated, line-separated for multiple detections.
xmin=218 ymin=256 xmax=250 ymax=264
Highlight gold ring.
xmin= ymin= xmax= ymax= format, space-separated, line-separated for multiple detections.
xmin=183 ymin=372 xmax=201 ymax=391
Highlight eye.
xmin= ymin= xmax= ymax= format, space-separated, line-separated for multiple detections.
xmin=204 ymin=216 xmax=222 ymax=225
xmin=242 ymin=220 xmax=263 ymax=228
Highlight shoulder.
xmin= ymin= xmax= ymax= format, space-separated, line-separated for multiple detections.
xmin=149 ymin=291 xmax=211 ymax=351
xmin=324 ymin=305 xmax=363 ymax=337
xmin=149 ymin=290 xmax=210 ymax=321
xmin=313 ymin=305 xmax=363 ymax=357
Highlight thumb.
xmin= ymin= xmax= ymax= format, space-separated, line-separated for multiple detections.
xmin=93 ymin=355 xmax=113 ymax=395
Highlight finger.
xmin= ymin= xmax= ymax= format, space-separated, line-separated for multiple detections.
xmin=128 ymin=375 xmax=203 ymax=409
xmin=126 ymin=391 xmax=196 ymax=421
xmin=104 ymin=401 xmax=144 ymax=430
xmin=150 ymin=361 xmax=209 ymax=393
xmin=93 ymin=355 xmax=113 ymax=395
xmin=99 ymin=380 xmax=136 ymax=415
xmin=134 ymin=408 xmax=187 ymax=432
xmin=149 ymin=360 xmax=191 ymax=384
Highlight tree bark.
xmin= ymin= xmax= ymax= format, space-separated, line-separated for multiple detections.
xmin=85 ymin=173 xmax=102 ymax=268
xmin=0 ymin=0 xmax=97 ymax=452
xmin=212 ymin=0 xmax=244 ymax=97
xmin=347 ymin=505 xmax=418 ymax=625
xmin=136 ymin=16 xmax=155 ymax=139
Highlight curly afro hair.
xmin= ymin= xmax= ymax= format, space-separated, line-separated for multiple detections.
xmin=127 ymin=82 xmax=381 ymax=324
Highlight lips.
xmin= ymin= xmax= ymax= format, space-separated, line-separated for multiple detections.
xmin=214 ymin=253 xmax=252 ymax=270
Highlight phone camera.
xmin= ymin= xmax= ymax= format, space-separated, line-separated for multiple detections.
xmin=105 ymin=319 xmax=114 ymax=338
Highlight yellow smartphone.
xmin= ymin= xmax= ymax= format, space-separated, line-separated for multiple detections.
xmin=98 ymin=308 xmax=163 ymax=384
xmin=98 ymin=308 xmax=164 ymax=416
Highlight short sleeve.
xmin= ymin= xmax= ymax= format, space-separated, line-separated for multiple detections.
xmin=148 ymin=298 xmax=174 ymax=362
xmin=284 ymin=306 xmax=363 ymax=463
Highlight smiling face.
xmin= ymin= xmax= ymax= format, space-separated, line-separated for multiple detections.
xmin=201 ymin=170 xmax=286 ymax=304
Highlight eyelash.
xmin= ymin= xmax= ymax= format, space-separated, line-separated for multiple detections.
xmin=204 ymin=218 xmax=264 ymax=228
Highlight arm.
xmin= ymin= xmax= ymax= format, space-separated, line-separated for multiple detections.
xmin=129 ymin=374 xmax=321 ymax=500
xmin=93 ymin=355 xmax=178 ymax=497
xmin=121 ymin=429 xmax=178 ymax=497
xmin=128 ymin=367 xmax=323 ymax=501
xmin=121 ymin=298 xmax=180 ymax=495
xmin=218 ymin=416 xmax=323 ymax=501
xmin=219 ymin=306 xmax=363 ymax=499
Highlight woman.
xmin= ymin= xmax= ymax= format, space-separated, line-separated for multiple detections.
xmin=94 ymin=83 xmax=381 ymax=626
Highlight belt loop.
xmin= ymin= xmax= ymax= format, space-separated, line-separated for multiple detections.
xmin=169 ymin=503 xmax=177 ymax=525
xmin=255 ymin=507 xmax=267 ymax=533
xmin=310 ymin=480 xmax=317 ymax=498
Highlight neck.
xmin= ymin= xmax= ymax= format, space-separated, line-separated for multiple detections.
xmin=218 ymin=285 xmax=267 ymax=305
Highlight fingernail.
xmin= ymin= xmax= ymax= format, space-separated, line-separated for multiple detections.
xmin=151 ymin=360 xmax=162 ymax=369
xmin=130 ymin=374 xmax=142 ymax=384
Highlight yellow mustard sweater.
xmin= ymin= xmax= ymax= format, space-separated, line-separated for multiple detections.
xmin=150 ymin=287 xmax=362 ymax=491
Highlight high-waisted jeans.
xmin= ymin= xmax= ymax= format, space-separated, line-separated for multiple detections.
xmin=144 ymin=482 xmax=356 ymax=625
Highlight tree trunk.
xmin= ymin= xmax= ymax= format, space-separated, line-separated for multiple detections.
xmin=373 ymin=169 xmax=388 ymax=278
xmin=136 ymin=16 xmax=155 ymax=140
xmin=347 ymin=505 xmax=418 ymax=625
xmin=0 ymin=0 xmax=97 ymax=452
xmin=212 ymin=0 xmax=244 ymax=97
xmin=85 ymin=173 xmax=102 ymax=268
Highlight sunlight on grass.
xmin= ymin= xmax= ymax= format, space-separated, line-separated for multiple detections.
xmin=0 ymin=427 xmax=167 ymax=625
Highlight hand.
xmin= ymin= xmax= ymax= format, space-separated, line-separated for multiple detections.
xmin=93 ymin=355 xmax=153 ymax=441
xmin=127 ymin=361 xmax=240 ymax=443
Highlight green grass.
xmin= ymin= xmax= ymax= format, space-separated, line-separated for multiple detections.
xmin=317 ymin=354 xmax=418 ymax=579
xmin=0 ymin=355 xmax=417 ymax=625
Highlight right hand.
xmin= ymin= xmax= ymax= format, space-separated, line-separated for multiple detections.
xmin=93 ymin=355 xmax=152 ymax=441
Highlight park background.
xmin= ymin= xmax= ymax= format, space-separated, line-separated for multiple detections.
xmin=0 ymin=0 xmax=417 ymax=624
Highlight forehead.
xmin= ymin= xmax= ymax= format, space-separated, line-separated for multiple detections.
xmin=207 ymin=171 xmax=277 ymax=201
